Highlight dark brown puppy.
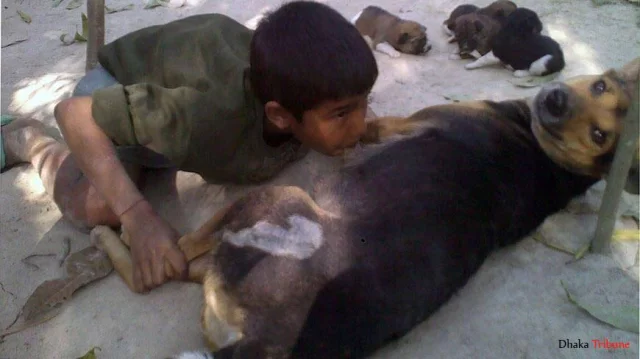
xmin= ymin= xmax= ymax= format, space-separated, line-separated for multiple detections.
xmin=452 ymin=13 xmax=501 ymax=58
xmin=94 ymin=58 xmax=639 ymax=359
xmin=444 ymin=0 xmax=517 ymax=42
xmin=352 ymin=6 xmax=430 ymax=58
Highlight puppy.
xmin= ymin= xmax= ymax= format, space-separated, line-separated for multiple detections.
xmin=444 ymin=1 xmax=517 ymax=42
xmin=451 ymin=13 xmax=501 ymax=59
xmin=465 ymin=8 xmax=565 ymax=77
xmin=442 ymin=4 xmax=479 ymax=38
xmin=352 ymin=6 xmax=431 ymax=58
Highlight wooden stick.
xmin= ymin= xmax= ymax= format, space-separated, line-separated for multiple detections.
xmin=85 ymin=0 xmax=105 ymax=72
xmin=592 ymin=81 xmax=639 ymax=253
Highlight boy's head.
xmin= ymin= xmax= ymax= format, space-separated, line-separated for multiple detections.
xmin=250 ymin=1 xmax=378 ymax=156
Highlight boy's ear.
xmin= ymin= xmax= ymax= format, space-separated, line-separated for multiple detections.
xmin=264 ymin=101 xmax=296 ymax=131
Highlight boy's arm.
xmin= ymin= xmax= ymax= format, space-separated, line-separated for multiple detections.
xmin=55 ymin=96 xmax=187 ymax=293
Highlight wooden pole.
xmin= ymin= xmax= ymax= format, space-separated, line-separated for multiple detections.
xmin=591 ymin=80 xmax=639 ymax=253
xmin=85 ymin=0 xmax=105 ymax=72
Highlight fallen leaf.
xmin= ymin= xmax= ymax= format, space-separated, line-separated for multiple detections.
xmin=612 ymin=229 xmax=640 ymax=242
xmin=52 ymin=0 xmax=65 ymax=7
xmin=532 ymin=233 xmax=576 ymax=256
xmin=1 ymin=38 xmax=29 ymax=48
xmin=66 ymin=0 xmax=83 ymax=10
xmin=144 ymin=0 xmax=169 ymax=9
xmin=561 ymin=281 xmax=639 ymax=334
xmin=17 ymin=10 xmax=32 ymax=24
xmin=77 ymin=346 xmax=101 ymax=359
xmin=509 ymin=73 xmax=560 ymax=88
xmin=105 ymin=4 xmax=134 ymax=13
xmin=60 ymin=12 xmax=89 ymax=45
xmin=0 ymin=247 xmax=113 ymax=338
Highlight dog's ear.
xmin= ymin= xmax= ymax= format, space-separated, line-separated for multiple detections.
xmin=618 ymin=57 xmax=640 ymax=95
xmin=398 ymin=32 xmax=410 ymax=45
xmin=474 ymin=19 xmax=484 ymax=32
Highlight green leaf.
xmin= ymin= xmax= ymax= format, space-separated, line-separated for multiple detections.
xmin=66 ymin=0 xmax=83 ymax=10
xmin=144 ymin=0 xmax=169 ymax=9
xmin=105 ymin=4 xmax=134 ymax=14
xmin=561 ymin=281 xmax=639 ymax=334
xmin=509 ymin=72 xmax=560 ymax=88
xmin=81 ymin=12 xmax=88 ymax=37
xmin=76 ymin=347 xmax=101 ymax=359
xmin=52 ymin=0 xmax=65 ymax=8
xmin=17 ymin=10 xmax=32 ymax=24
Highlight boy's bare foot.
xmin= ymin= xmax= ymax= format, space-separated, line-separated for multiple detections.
xmin=2 ymin=118 xmax=49 ymax=168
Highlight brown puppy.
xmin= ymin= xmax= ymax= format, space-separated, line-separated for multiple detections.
xmin=451 ymin=13 xmax=501 ymax=59
xmin=352 ymin=6 xmax=431 ymax=58
xmin=444 ymin=0 xmax=517 ymax=42
xmin=93 ymin=58 xmax=639 ymax=359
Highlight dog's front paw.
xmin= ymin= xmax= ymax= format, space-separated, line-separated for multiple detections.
xmin=513 ymin=70 xmax=530 ymax=78
xmin=388 ymin=50 xmax=401 ymax=58
xmin=464 ymin=63 xmax=478 ymax=70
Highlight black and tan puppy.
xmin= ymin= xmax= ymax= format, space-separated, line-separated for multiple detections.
xmin=93 ymin=58 xmax=639 ymax=359
xmin=444 ymin=0 xmax=517 ymax=42
xmin=352 ymin=6 xmax=431 ymax=58
xmin=466 ymin=8 xmax=564 ymax=77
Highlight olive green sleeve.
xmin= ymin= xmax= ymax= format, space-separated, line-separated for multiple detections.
xmin=91 ymin=83 xmax=206 ymax=166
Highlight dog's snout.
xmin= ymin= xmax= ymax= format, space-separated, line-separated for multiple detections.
xmin=544 ymin=88 xmax=569 ymax=118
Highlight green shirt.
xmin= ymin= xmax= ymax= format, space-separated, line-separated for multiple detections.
xmin=91 ymin=13 xmax=307 ymax=184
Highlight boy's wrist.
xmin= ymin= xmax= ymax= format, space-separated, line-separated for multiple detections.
xmin=118 ymin=197 xmax=153 ymax=225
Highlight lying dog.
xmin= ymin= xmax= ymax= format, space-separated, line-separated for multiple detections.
xmin=444 ymin=0 xmax=517 ymax=43
xmin=465 ymin=8 xmax=564 ymax=77
xmin=352 ymin=6 xmax=431 ymax=58
xmin=93 ymin=58 xmax=639 ymax=359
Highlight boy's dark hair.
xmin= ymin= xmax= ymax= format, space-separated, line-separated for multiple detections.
xmin=249 ymin=1 xmax=378 ymax=121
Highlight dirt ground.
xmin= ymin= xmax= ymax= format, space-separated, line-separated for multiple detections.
xmin=1 ymin=0 xmax=639 ymax=358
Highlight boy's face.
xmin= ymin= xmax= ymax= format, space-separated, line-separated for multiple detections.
xmin=290 ymin=94 xmax=369 ymax=156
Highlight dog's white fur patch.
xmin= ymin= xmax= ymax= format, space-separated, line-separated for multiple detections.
xmin=375 ymin=42 xmax=401 ymax=58
xmin=351 ymin=10 xmax=362 ymax=24
xmin=465 ymin=51 xmax=501 ymax=70
xmin=173 ymin=351 xmax=214 ymax=359
xmin=469 ymin=50 xmax=482 ymax=59
xmin=222 ymin=215 xmax=324 ymax=259
xmin=442 ymin=23 xmax=454 ymax=36
xmin=529 ymin=54 xmax=553 ymax=76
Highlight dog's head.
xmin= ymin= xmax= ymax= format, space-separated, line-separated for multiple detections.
xmin=393 ymin=20 xmax=431 ymax=55
xmin=443 ymin=4 xmax=479 ymax=34
xmin=531 ymin=58 xmax=640 ymax=192
xmin=454 ymin=14 xmax=500 ymax=56
xmin=502 ymin=8 xmax=543 ymax=36
xmin=478 ymin=0 xmax=518 ymax=23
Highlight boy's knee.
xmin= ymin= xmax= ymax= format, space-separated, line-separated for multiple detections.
xmin=62 ymin=188 xmax=120 ymax=229
xmin=54 ymin=97 xmax=91 ymax=128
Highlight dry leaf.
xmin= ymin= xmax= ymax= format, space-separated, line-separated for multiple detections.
xmin=60 ymin=12 xmax=89 ymax=45
xmin=66 ymin=0 xmax=83 ymax=10
xmin=0 ymin=247 xmax=113 ymax=338
xmin=77 ymin=346 xmax=101 ymax=359
xmin=17 ymin=10 xmax=32 ymax=24
xmin=105 ymin=4 xmax=134 ymax=13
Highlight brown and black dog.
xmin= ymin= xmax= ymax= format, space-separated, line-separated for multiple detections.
xmin=93 ymin=58 xmax=639 ymax=359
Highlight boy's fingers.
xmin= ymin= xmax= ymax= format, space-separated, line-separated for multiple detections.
xmin=152 ymin=255 xmax=166 ymax=286
xmin=141 ymin=260 xmax=155 ymax=289
xmin=166 ymin=249 xmax=188 ymax=280
xmin=133 ymin=268 xmax=145 ymax=293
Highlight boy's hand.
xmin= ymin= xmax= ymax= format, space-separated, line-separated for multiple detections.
xmin=120 ymin=200 xmax=188 ymax=293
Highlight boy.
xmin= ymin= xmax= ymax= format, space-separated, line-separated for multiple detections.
xmin=1 ymin=1 xmax=378 ymax=293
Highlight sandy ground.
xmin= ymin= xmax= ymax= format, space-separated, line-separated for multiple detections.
xmin=1 ymin=0 xmax=639 ymax=358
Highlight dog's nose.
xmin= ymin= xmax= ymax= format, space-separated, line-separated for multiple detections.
xmin=544 ymin=88 xmax=569 ymax=118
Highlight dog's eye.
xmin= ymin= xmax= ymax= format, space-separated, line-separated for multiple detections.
xmin=590 ymin=125 xmax=608 ymax=146
xmin=591 ymin=80 xmax=607 ymax=95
